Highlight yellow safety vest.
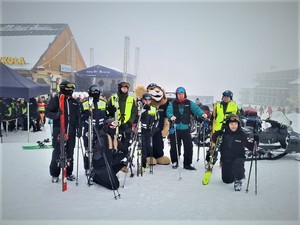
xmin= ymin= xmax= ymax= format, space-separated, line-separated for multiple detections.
xmin=111 ymin=94 xmax=134 ymax=124
xmin=82 ymin=99 xmax=106 ymax=111
xmin=215 ymin=101 xmax=238 ymax=131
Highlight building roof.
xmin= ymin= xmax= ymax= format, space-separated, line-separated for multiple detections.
xmin=0 ymin=23 xmax=68 ymax=70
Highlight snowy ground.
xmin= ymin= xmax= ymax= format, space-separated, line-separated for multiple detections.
xmin=0 ymin=111 xmax=299 ymax=225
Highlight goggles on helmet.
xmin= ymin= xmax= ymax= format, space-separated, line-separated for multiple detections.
xmin=228 ymin=115 xmax=240 ymax=122
xmin=147 ymin=83 xmax=161 ymax=89
xmin=64 ymin=83 xmax=76 ymax=90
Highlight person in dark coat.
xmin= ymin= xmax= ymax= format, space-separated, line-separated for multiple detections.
xmin=212 ymin=114 xmax=254 ymax=191
xmin=45 ymin=81 xmax=82 ymax=183
xmin=92 ymin=118 xmax=128 ymax=190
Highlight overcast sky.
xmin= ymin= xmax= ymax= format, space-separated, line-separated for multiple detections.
xmin=1 ymin=0 xmax=299 ymax=103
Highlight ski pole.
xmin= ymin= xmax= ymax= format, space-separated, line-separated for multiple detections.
xmin=75 ymin=137 xmax=80 ymax=186
xmin=202 ymin=123 xmax=206 ymax=170
xmin=246 ymin=140 xmax=257 ymax=194
xmin=174 ymin=123 xmax=182 ymax=180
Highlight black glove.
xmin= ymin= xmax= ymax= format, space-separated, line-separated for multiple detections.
xmin=55 ymin=109 xmax=63 ymax=119
xmin=211 ymin=130 xmax=223 ymax=143
xmin=77 ymin=127 xmax=82 ymax=138
xmin=143 ymin=104 xmax=150 ymax=110
xmin=119 ymin=121 xmax=132 ymax=132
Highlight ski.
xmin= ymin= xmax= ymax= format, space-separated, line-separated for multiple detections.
xmin=22 ymin=139 xmax=52 ymax=150
xmin=59 ymin=94 xmax=68 ymax=192
xmin=202 ymin=102 xmax=219 ymax=185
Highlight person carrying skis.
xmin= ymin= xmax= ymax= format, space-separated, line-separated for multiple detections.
xmin=81 ymin=84 xmax=107 ymax=174
xmin=92 ymin=118 xmax=129 ymax=190
xmin=140 ymin=92 xmax=159 ymax=170
xmin=106 ymin=81 xmax=138 ymax=146
xmin=212 ymin=114 xmax=254 ymax=191
xmin=167 ymin=87 xmax=207 ymax=170
xmin=206 ymin=90 xmax=239 ymax=165
xmin=45 ymin=81 xmax=82 ymax=183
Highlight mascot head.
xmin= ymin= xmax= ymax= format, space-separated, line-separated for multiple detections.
xmin=134 ymin=83 xmax=168 ymax=108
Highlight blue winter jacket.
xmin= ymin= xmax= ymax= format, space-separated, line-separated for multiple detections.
xmin=166 ymin=99 xmax=204 ymax=130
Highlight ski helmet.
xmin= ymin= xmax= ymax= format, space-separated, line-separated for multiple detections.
xmin=59 ymin=81 xmax=75 ymax=96
xmin=175 ymin=87 xmax=187 ymax=99
xmin=88 ymin=84 xmax=101 ymax=99
xmin=103 ymin=118 xmax=118 ymax=135
xmin=222 ymin=90 xmax=233 ymax=99
xmin=142 ymin=92 xmax=152 ymax=100
xmin=226 ymin=113 xmax=240 ymax=125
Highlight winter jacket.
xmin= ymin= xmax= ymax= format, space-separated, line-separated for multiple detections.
xmin=166 ymin=99 xmax=204 ymax=130
xmin=219 ymin=127 xmax=250 ymax=162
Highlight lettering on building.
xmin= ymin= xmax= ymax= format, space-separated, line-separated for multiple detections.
xmin=1 ymin=57 xmax=26 ymax=65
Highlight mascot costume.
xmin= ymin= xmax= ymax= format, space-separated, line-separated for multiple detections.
xmin=134 ymin=83 xmax=171 ymax=165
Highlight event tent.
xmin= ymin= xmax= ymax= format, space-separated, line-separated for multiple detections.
xmin=0 ymin=62 xmax=50 ymax=142
xmin=0 ymin=62 xmax=50 ymax=100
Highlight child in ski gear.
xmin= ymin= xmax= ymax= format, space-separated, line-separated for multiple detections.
xmin=140 ymin=92 xmax=159 ymax=169
xmin=92 ymin=118 xmax=128 ymax=190
xmin=45 ymin=81 xmax=82 ymax=182
xmin=212 ymin=114 xmax=253 ymax=191
xmin=81 ymin=84 xmax=107 ymax=173
xmin=167 ymin=87 xmax=207 ymax=170
xmin=106 ymin=81 xmax=138 ymax=146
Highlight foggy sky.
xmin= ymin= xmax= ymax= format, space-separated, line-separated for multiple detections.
xmin=1 ymin=0 xmax=298 ymax=103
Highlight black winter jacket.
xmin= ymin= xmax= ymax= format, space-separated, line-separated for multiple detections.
xmin=219 ymin=128 xmax=250 ymax=162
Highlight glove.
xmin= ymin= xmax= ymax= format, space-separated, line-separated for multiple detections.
xmin=119 ymin=121 xmax=132 ymax=132
xmin=143 ymin=104 xmax=150 ymax=110
xmin=211 ymin=130 xmax=223 ymax=143
xmin=55 ymin=109 xmax=63 ymax=119
xmin=77 ymin=127 xmax=82 ymax=138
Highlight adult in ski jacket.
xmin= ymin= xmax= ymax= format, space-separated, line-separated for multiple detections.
xmin=106 ymin=81 xmax=138 ymax=145
xmin=45 ymin=81 xmax=82 ymax=182
xmin=213 ymin=90 xmax=239 ymax=133
xmin=92 ymin=118 xmax=128 ymax=190
xmin=167 ymin=87 xmax=207 ymax=170
xmin=212 ymin=114 xmax=253 ymax=190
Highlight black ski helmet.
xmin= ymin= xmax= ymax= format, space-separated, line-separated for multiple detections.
xmin=222 ymin=90 xmax=233 ymax=100
xmin=142 ymin=92 xmax=152 ymax=100
xmin=226 ymin=113 xmax=240 ymax=125
xmin=59 ymin=81 xmax=75 ymax=96
xmin=88 ymin=84 xmax=101 ymax=99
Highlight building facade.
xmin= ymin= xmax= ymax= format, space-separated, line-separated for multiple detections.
xmin=0 ymin=23 xmax=87 ymax=95
xmin=240 ymin=69 xmax=299 ymax=110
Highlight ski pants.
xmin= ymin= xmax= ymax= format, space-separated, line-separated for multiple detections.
xmin=169 ymin=129 xmax=193 ymax=166
xmin=152 ymin=129 xmax=164 ymax=159
xmin=49 ymin=128 xmax=76 ymax=177
xmin=221 ymin=157 xmax=245 ymax=184
xmin=141 ymin=128 xmax=152 ymax=167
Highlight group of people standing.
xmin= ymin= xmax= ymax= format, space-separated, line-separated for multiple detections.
xmin=45 ymin=80 xmax=256 ymax=192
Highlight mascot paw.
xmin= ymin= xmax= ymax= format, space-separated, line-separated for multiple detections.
xmin=146 ymin=157 xmax=157 ymax=165
xmin=156 ymin=156 xmax=171 ymax=165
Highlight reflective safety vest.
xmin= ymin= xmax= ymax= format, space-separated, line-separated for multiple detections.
xmin=215 ymin=101 xmax=238 ymax=131
xmin=82 ymin=99 xmax=106 ymax=111
xmin=111 ymin=94 xmax=134 ymax=124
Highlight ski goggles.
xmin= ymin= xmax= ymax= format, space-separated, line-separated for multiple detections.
xmin=176 ymin=87 xmax=186 ymax=93
xmin=147 ymin=83 xmax=161 ymax=89
xmin=227 ymin=115 xmax=240 ymax=122
xmin=90 ymin=85 xmax=101 ymax=93
xmin=120 ymin=82 xmax=130 ymax=88
xmin=143 ymin=96 xmax=152 ymax=101
xmin=64 ymin=83 xmax=76 ymax=90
